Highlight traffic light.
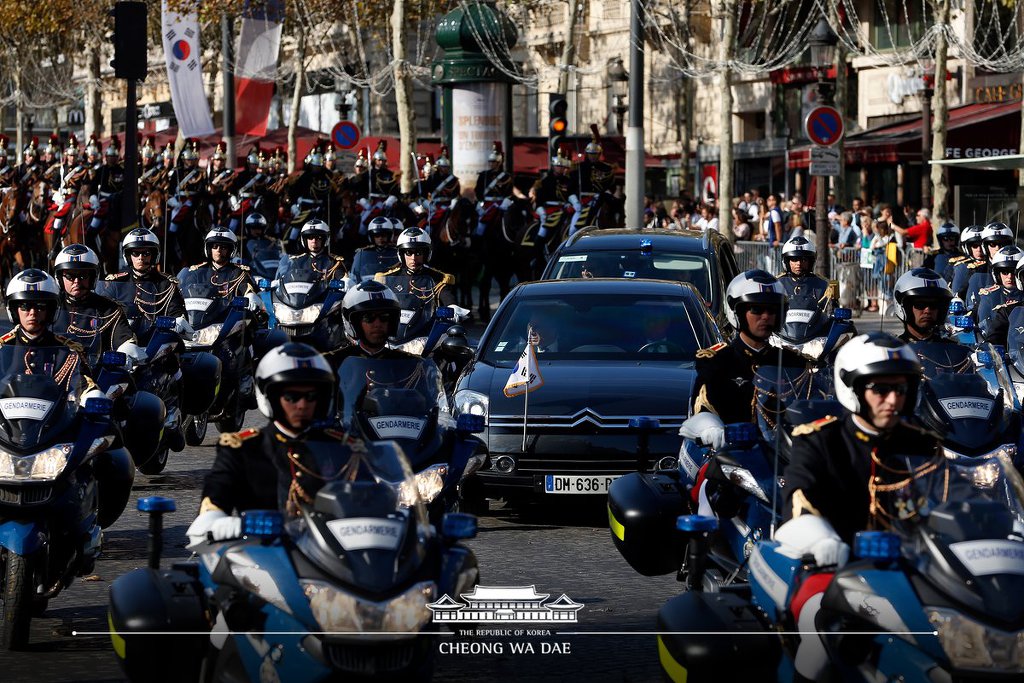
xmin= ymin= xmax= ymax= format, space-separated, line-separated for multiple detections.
xmin=548 ymin=93 xmax=568 ymax=169
xmin=109 ymin=2 xmax=148 ymax=81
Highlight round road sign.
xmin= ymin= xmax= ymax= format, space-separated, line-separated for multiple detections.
xmin=804 ymin=106 xmax=844 ymax=147
xmin=331 ymin=120 xmax=361 ymax=150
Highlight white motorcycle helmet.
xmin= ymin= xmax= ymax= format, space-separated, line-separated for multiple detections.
xmin=244 ymin=212 xmax=268 ymax=235
xmin=6 ymin=269 xmax=60 ymax=323
xmin=959 ymin=225 xmax=984 ymax=257
xmin=990 ymin=245 xmax=1024 ymax=285
xmin=981 ymin=221 xmax=1013 ymax=256
xmin=781 ymin=235 xmax=816 ymax=274
xmin=936 ymin=221 xmax=959 ymax=246
xmin=121 ymin=227 xmax=161 ymax=264
xmin=366 ymin=216 xmax=393 ymax=243
xmin=342 ymin=281 xmax=402 ymax=342
xmin=53 ymin=244 xmax=101 ymax=290
xmin=833 ymin=332 xmax=921 ymax=417
xmin=892 ymin=267 xmax=953 ymax=326
xmin=255 ymin=343 xmax=336 ymax=423
xmin=724 ymin=269 xmax=787 ymax=332
xmin=300 ymin=219 xmax=331 ymax=252
xmin=396 ymin=227 xmax=432 ymax=260
xmin=204 ymin=227 xmax=238 ymax=260
xmin=389 ymin=217 xmax=405 ymax=233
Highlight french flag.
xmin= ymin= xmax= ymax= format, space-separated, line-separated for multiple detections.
xmin=234 ymin=0 xmax=285 ymax=137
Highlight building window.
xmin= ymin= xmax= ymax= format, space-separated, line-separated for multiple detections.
xmin=871 ymin=0 xmax=930 ymax=51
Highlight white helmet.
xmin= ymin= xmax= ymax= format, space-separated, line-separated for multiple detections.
xmin=981 ymin=222 xmax=1013 ymax=253
xmin=342 ymin=280 xmax=401 ymax=342
xmin=54 ymin=244 xmax=101 ymax=290
xmin=781 ymin=235 xmax=816 ymax=273
xmin=255 ymin=342 xmax=335 ymax=423
xmin=892 ymin=267 xmax=953 ymax=324
xmin=121 ymin=227 xmax=161 ymax=263
xmin=724 ymin=269 xmax=786 ymax=331
xmin=244 ymin=212 xmax=268 ymax=234
xmin=204 ymin=227 xmax=238 ymax=259
xmin=6 ymin=269 xmax=60 ymax=323
xmin=936 ymin=221 xmax=960 ymax=242
xmin=300 ymin=219 xmax=331 ymax=250
xmin=833 ymin=332 xmax=921 ymax=416
xmin=396 ymin=227 xmax=432 ymax=259
xmin=960 ymin=225 xmax=984 ymax=256
xmin=389 ymin=217 xmax=405 ymax=233
xmin=991 ymin=245 xmax=1024 ymax=285
xmin=366 ymin=216 xmax=393 ymax=240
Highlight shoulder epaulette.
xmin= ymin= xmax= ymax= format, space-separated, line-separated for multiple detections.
xmin=695 ymin=341 xmax=728 ymax=359
xmin=979 ymin=284 xmax=999 ymax=295
xmin=440 ymin=272 xmax=454 ymax=287
xmin=237 ymin=264 xmax=250 ymax=271
xmin=188 ymin=263 xmax=204 ymax=271
xmin=967 ymin=261 xmax=985 ymax=269
xmin=791 ymin=415 xmax=838 ymax=437
xmin=105 ymin=272 xmax=127 ymax=280
xmin=218 ymin=427 xmax=261 ymax=448
xmin=0 ymin=330 xmax=15 ymax=344
xmin=378 ymin=265 xmax=401 ymax=277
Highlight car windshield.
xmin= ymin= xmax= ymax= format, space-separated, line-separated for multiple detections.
xmin=481 ymin=291 xmax=720 ymax=363
xmin=548 ymin=252 xmax=712 ymax=303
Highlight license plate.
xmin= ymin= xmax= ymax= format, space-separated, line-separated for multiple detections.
xmin=544 ymin=475 xmax=619 ymax=494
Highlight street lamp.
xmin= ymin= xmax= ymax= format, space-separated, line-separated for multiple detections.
xmin=606 ymin=57 xmax=629 ymax=134
xmin=808 ymin=16 xmax=837 ymax=277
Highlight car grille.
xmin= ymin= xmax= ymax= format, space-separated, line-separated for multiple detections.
xmin=324 ymin=640 xmax=421 ymax=675
xmin=512 ymin=456 xmax=643 ymax=474
xmin=488 ymin=408 xmax=684 ymax=431
xmin=0 ymin=485 xmax=53 ymax=506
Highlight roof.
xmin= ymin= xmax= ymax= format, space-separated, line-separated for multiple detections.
xmin=560 ymin=227 xmax=717 ymax=253
xmin=510 ymin=277 xmax=702 ymax=300
xmin=461 ymin=586 xmax=549 ymax=601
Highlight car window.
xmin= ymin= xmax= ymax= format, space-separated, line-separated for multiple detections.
xmin=548 ymin=252 xmax=712 ymax=301
xmin=480 ymin=292 xmax=721 ymax=363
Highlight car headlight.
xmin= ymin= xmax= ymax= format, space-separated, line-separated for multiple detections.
xmin=453 ymin=390 xmax=488 ymax=424
xmin=0 ymin=444 xmax=73 ymax=481
xmin=396 ymin=464 xmax=448 ymax=506
xmin=301 ymin=580 xmax=435 ymax=633
xmin=190 ymin=323 xmax=224 ymax=346
xmin=929 ymin=607 xmax=1024 ymax=672
xmin=274 ymin=302 xmax=322 ymax=325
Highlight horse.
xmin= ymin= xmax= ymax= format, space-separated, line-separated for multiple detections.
xmin=430 ymin=196 xmax=478 ymax=311
xmin=43 ymin=192 xmax=89 ymax=267
xmin=0 ymin=186 xmax=28 ymax=287
xmin=472 ymin=197 xmax=541 ymax=321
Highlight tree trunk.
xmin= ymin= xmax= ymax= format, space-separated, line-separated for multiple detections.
xmin=287 ymin=25 xmax=306 ymax=175
xmin=717 ymin=0 xmax=736 ymax=243
xmin=929 ymin=0 xmax=951 ymax=243
xmin=85 ymin=47 xmax=102 ymax=137
xmin=14 ymin=69 xmax=23 ymax=165
xmin=392 ymin=0 xmax=416 ymax=194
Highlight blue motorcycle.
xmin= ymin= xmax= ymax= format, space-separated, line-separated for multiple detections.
xmin=108 ymin=439 xmax=481 ymax=683
xmin=0 ymin=345 xmax=126 ymax=649
xmin=268 ymin=268 xmax=347 ymax=352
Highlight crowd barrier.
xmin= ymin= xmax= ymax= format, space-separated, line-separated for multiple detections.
xmin=731 ymin=241 xmax=927 ymax=313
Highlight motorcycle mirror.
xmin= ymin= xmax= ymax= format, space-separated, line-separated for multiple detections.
xmin=230 ymin=296 xmax=248 ymax=310
xmin=101 ymin=351 xmax=128 ymax=368
xmin=441 ymin=512 xmax=478 ymax=540
xmin=155 ymin=316 xmax=176 ymax=331
xmin=833 ymin=307 xmax=852 ymax=321
xmin=258 ymin=278 xmax=271 ymax=291
xmin=84 ymin=396 xmax=114 ymax=417
xmin=328 ymin=279 xmax=345 ymax=291
xmin=456 ymin=413 xmax=485 ymax=434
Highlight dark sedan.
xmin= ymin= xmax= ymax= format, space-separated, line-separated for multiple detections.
xmin=452 ymin=278 xmax=723 ymax=507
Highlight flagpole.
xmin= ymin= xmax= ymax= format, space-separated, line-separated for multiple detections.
xmin=522 ymin=371 xmax=529 ymax=452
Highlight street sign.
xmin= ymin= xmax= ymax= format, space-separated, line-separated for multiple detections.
xmin=809 ymin=145 xmax=840 ymax=176
xmin=331 ymin=120 xmax=361 ymax=150
xmin=805 ymin=106 xmax=844 ymax=147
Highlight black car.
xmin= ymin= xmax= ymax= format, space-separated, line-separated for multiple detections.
xmin=452 ymin=278 xmax=723 ymax=507
xmin=540 ymin=227 xmax=740 ymax=337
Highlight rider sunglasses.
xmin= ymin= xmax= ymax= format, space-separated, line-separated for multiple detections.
xmin=361 ymin=313 xmax=394 ymax=323
xmin=746 ymin=305 xmax=778 ymax=316
xmin=61 ymin=273 xmax=90 ymax=281
xmin=16 ymin=303 xmax=49 ymax=312
xmin=280 ymin=390 xmax=319 ymax=404
xmin=864 ymin=382 xmax=908 ymax=397
xmin=127 ymin=250 xmax=153 ymax=258
xmin=911 ymin=301 xmax=942 ymax=311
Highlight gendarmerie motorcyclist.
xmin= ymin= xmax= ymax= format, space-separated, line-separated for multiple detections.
xmin=892 ymin=268 xmax=957 ymax=345
xmin=279 ymin=218 xmax=347 ymax=282
xmin=374 ymin=227 xmax=456 ymax=320
xmin=948 ymin=225 xmax=985 ymax=300
xmin=954 ymin=221 xmax=1011 ymax=307
xmin=928 ymin=221 xmax=960 ymax=275
xmin=185 ymin=343 xmax=368 ymax=543
xmin=777 ymin=235 xmax=834 ymax=304
xmin=982 ymin=256 xmax=1024 ymax=347
xmin=239 ymin=212 xmax=283 ymax=265
xmin=324 ymin=281 xmax=415 ymax=371
xmin=975 ymin=246 xmax=1024 ymax=341
xmin=349 ymin=216 xmax=399 ymax=286
xmin=181 ymin=227 xmax=264 ymax=311
xmin=778 ymin=332 xmax=942 ymax=682
xmin=103 ymin=228 xmax=186 ymax=332
xmin=51 ymin=244 xmax=136 ymax=357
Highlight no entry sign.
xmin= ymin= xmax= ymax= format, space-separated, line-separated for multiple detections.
xmin=331 ymin=120 xmax=361 ymax=150
xmin=804 ymin=106 xmax=844 ymax=147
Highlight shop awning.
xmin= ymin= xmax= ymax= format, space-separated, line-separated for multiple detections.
xmin=928 ymin=154 xmax=1024 ymax=171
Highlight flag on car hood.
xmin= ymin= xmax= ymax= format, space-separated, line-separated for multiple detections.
xmin=503 ymin=341 xmax=544 ymax=397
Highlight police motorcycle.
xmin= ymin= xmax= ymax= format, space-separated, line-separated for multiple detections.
xmin=239 ymin=213 xmax=286 ymax=283
xmin=0 ymin=344 xmax=128 ymax=649
xmin=109 ymin=443 xmax=481 ymax=681
xmin=267 ymin=266 xmax=347 ymax=352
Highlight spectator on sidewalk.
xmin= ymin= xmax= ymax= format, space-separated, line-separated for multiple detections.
xmin=766 ymin=194 xmax=785 ymax=245
xmin=834 ymin=211 xmax=860 ymax=250
xmin=732 ymin=207 xmax=751 ymax=240
xmin=895 ymin=208 xmax=933 ymax=248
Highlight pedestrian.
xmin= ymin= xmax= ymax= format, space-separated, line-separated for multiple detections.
xmin=894 ymin=207 xmax=933 ymax=249
xmin=860 ymin=215 xmax=878 ymax=312
xmin=766 ymin=193 xmax=785 ymax=245
xmin=732 ymin=207 xmax=751 ymax=240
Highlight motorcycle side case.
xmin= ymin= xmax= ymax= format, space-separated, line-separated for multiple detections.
xmin=122 ymin=391 xmax=167 ymax=467
xmin=656 ymin=591 xmax=779 ymax=683
xmin=180 ymin=351 xmax=222 ymax=415
xmin=607 ymin=471 xmax=689 ymax=576
xmin=109 ymin=566 xmax=208 ymax=683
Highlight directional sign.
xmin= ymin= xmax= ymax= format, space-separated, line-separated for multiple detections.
xmin=810 ymin=145 xmax=840 ymax=177
xmin=331 ymin=120 xmax=361 ymax=150
xmin=804 ymin=106 xmax=844 ymax=147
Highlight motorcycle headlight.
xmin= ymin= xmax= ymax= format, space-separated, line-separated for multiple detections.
xmin=301 ymin=580 xmax=435 ymax=633
xmin=453 ymin=390 xmax=488 ymax=424
xmin=929 ymin=607 xmax=1024 ymax=672
xmin=0 ymin=444 xmax=73 ymax=482
xmin=274 ymin=302 xmax=323 ymax=325
xmin=801 ymin=337 xmax=827 ymax=361
xmin=396 ymin=464 xmax=448 ymax=506
xmin=190 ymin=323 xmax=224 ymax=347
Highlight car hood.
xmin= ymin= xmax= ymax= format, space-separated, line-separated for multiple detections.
xmin=469 ymin=360 xmax=696 ymax=423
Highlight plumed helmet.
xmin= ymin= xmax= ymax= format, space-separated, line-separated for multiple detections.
xmin=552 ymin=149 xmax=572 ymax=168
xmin=990 ymin=245 xmax=1024 ymax=284
xmin=355 ymin=148 xmax=368 ymax=169
xmin=204 ymin=227 xmax=238 ymax=258
xmin=981 ymin=221 xmax=1013 ymax=249
xmin=44 ymin=134 xmax=60 ymax=156
xmin=892 ymin=267 xmax=953 ymax=324
xmin=85 ymin=134 xmax=101 ymax=157
xmin=833 ymin=332 xmax=921 ymax=416
xmin=306 ymin=149 xmax=324 ymax=168
xmin=141 ymin=135 xmax=157 ymax=160
xmin=0 ymin=135 xmax=7 ymax=159
xmin=6 ymin=269 xmax=60 ymax=323
xmin=104 ymin=136 xmax=121 ymax=158
xmin=53 ymin=244 xmax=101 ymax=287
xmin=300 ymin=219 xmax=331 ymax=249
xmin=246 ymin=146 xmax=260 ymax=166
xmin=724 ymin=269 xmax=786 ymax=330
xmin=488 ymin=141 xmax=504 ymax=162
xmin=372 ymin=140 xmax=387 ymax=162
xmin=255 ymin=343 xmax=336 ymax=422
xmin=211 ymin=140 xmax=227 ymax=161
xmin=960 ymin=225 xmax=984 ymax=256
xmin=396 ymin=227 xmax=432 ymax=259
xmin=342 ymin=280 xmax=402 ymax=342
xmin=585 ymin=123 xmax=603 ymax=155
xmin=781 ymin=235 xmax=817 ymax=272
xmin=24 ymin=136 xmax=39 ymax=158
xmin=323 ymin=144 xmax=336 ymax=162
xmin=180 ymin=138 xmax=199 ymax=162
xmin=160 ymin=143 xmax=174 ymax=162
xmin=121 ymin=227 xmax=161 ymax=262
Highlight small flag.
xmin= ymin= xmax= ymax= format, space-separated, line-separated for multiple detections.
xmin=504 ymin=340 xmax=544 ymax=398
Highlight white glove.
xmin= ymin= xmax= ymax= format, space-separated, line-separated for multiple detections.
xmin=499 ymin=197 xmax=513 ymax=211
xmin=536 ymin=207 xmax=547 ymax=224
xmin=413 ymin=204 xmax=427 ymax=215
xmin=174 ymin=316 xmax=195 ymax=338
xmin=53 ymin=190 xmax=65 ymax=205
xmin=246 ymin=292 xmax=264 ymax=312
xmin=569 ymin=194 xmax=582 ymax=211
xmin=167 ymin=196 xmax=180 ymax=209
xmin=290 ymin=203 xmax=300 ymax=217
xmin=357 ymin=198 xmax=370 ymax=210
xmin=116 ymin=340 xmax=148 ymax=365
xmin=450 ymin=305 xmax=471 ymax=323
xmin=186 ymin=510 xmax=242 ymax=548
xmin=90 ymin=194 xmax=100 ymax=211
xmin=679 ymin=413 xmax=726 ymax=450
xmin=537 ymin=226 xmax=549 ymax=238
xmin=775 ymin=514 xmax=850 ymax=568
xmin=450 ymin=198 xmax=459 ymax=209
xmin=385 ymin=195 xmax=398 ymax=208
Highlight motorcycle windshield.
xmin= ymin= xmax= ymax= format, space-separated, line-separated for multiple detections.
xmin=273 ymin=268 xmax=326 ymax=311
xmin=337 ymin=356 xmax=450 ymax=469
xmin=910 ymin=341 xmax=975 ymax=378
xmin=392 ymin=296 xmax=437 ymax=345
xmin=894 ymin=453 xmax=1024 ymax=623
xmin=778 ymin=294 xmax=829 ymax=343
xmin=753 ymin=365 xmax=834 ymax=443
xmin=177 ymin=270 xmax=231 ymax=329
xmin=283 ymin=438 xmax=432 ymax=595
xmin=918 ymin=372 xmax=1005 ymax=456
xmin=1008 ymin=306 xmax=1024 ymax=369
xmin=0 ymin=345 xmax=84 ymax=453
xmin=248 ymin=245 xmax=283 ymax=278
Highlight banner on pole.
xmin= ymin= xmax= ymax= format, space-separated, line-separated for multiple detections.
xmin=161 ymin=0 xmax=215 ymax=138
xmin=235 ymin=0 xmax=285 ymax=136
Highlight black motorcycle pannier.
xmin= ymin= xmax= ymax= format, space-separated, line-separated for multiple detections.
xmin=122 ymin=390 xmax=166 ymax=466
xmin=179 ymin=351 xmax=222 ymax=416
xmin=607 ymin=471 xmax=689 ymax=576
